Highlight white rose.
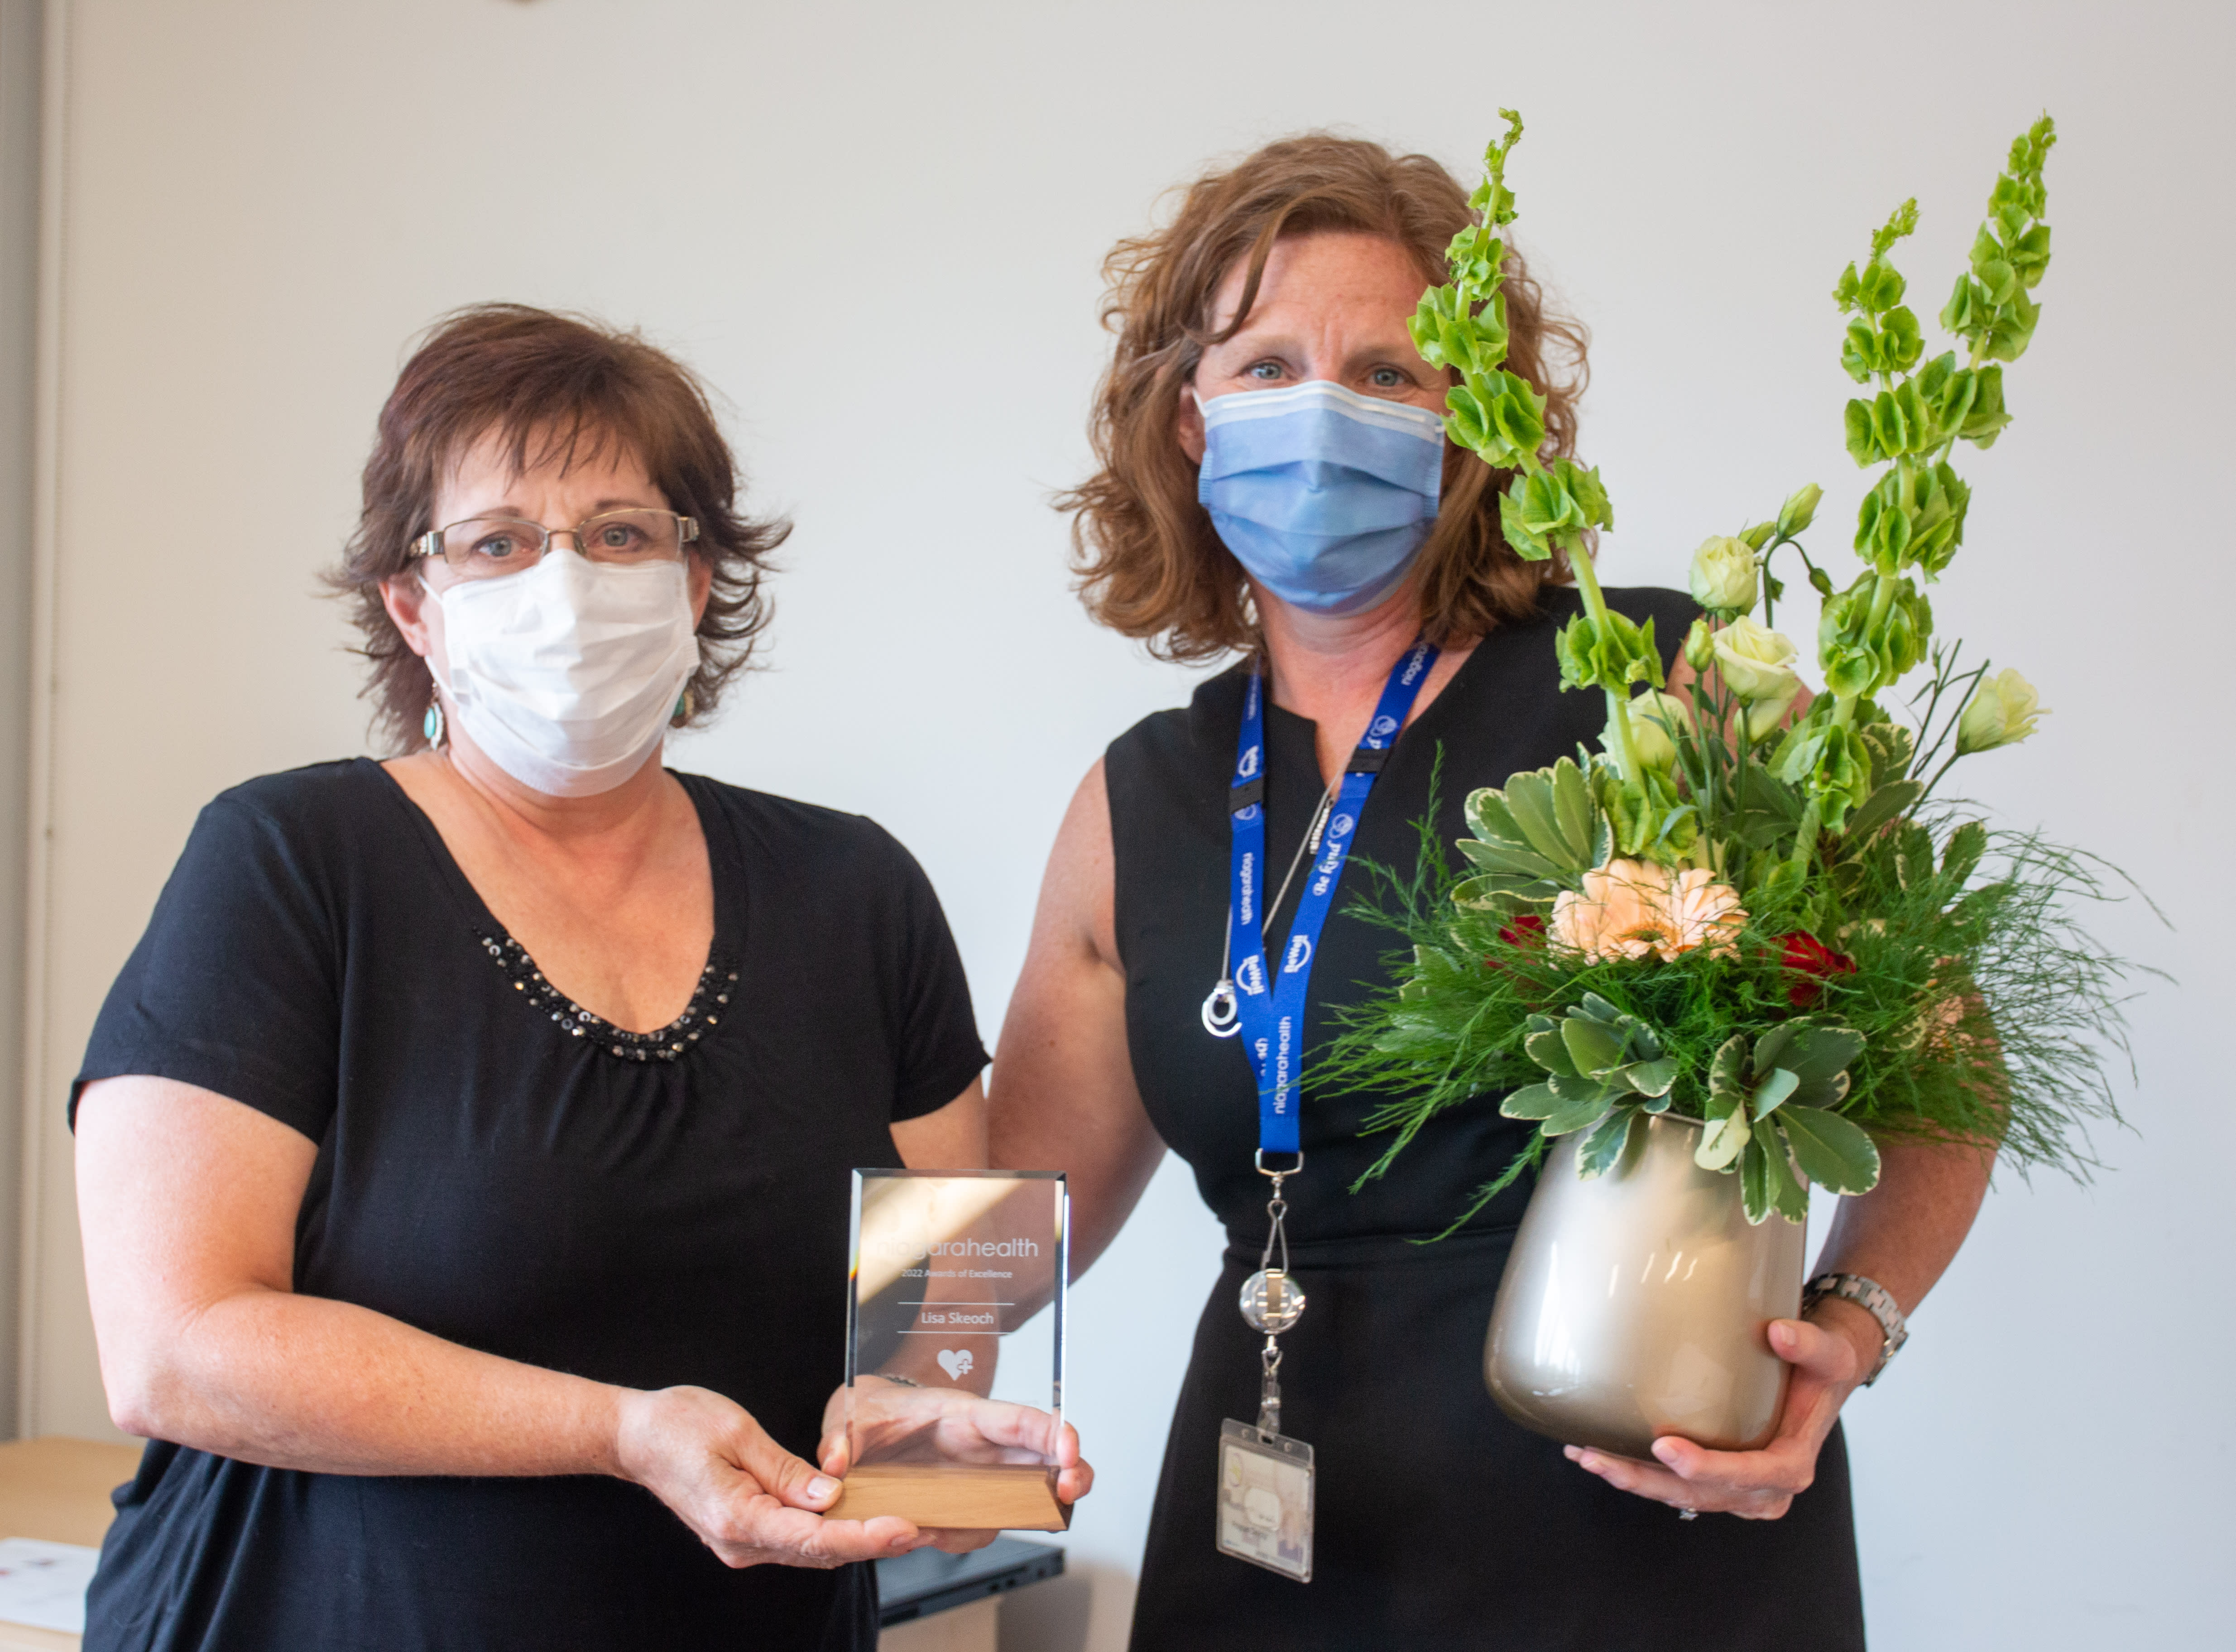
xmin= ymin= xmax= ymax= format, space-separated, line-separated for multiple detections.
xmin=1956 ymin=668 xmax=2046 ymax=754
xmin=1687 ymin=536 xmax=1759 ymax=613
xmin=1709 ymin=617 xmax=1802 ymax=706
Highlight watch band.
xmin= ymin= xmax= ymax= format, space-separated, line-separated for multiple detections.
xmin=1803 ymin=1271 xmax=1909 ymax=1386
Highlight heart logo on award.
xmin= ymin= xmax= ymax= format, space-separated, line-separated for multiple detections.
xmin=937 ymin=1348 xmax=974 ymax=1381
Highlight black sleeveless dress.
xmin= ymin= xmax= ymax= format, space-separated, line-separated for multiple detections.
xmin=1106 ymin=586 xmax=1867 ymax=1652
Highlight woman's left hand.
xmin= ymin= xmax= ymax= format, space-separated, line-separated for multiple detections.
xmin=816 ymin=1381 xmax=1095 ymax=1554
xmin=1564 ymin=1309 xmax=1876 ymax=1519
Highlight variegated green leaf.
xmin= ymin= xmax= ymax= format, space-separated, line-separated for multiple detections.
xmin=1523 ymin=1024 xmax=1576 ymax=1076
xmin=1500 ymin=1081 xmax=1562 ymax=1121
xmin=1503 ymin=771 xmax=1567 ymax=863
xmin=1575 ymin=1107 xmax=1641 ymax=1179
xmin=1453 ymin=872 xmax=1555 ymax=911
xmin=1756 ymin=1124 xmax=1810 ymax=1223
xmin=1455 ymin=837 xmax=1557 ymax=876
xmin=1560 ymin=1014 xmax=1626 ymax=1078
xmin=1750 ymin=1066 xmax=1799 ymax=1119
xmin=1779 ymin=1105 xmax=1883 ymax=1194
xmin=1539 ymin=1092 xmax=1614 ymax=1138
xmin=1838 ymin=778 xmax=1923 ymax=844
xmin=1739 ymin=1137 xmax=1773 ymax=1223
xmin=1942 ymin=818 xmax=1988 ymax=887
xmin=1708 ymin=1035 xmax=1749 ymax=1111
xmin=1788 ymin=1067 xmax=1853 ymax=1112
xmin=1766 ymin=1021 xmax=1867 ymax=1090
xmin=1696 ymin=1109 xmax=1750 ymax=1171
xmin=1464 ymin=788 xmax=1527 ymax=847
xmin=1550 ymin=758 xmax=1597 ymax=866
xmin=1546 ymin=1069 xmax=1606 ymax=1103
xmin=1619 ymin=1056 xmax=1679 ymax=1098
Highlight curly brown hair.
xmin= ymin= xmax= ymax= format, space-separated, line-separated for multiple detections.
xmin=1059 ymin=133 xmax=1588 ymax=662
xmin=329 ymin=303 xmax=789 ymax=753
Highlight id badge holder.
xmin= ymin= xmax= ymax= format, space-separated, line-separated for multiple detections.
xmin=1216 ymin=1418 xmax=1314 ymax=1582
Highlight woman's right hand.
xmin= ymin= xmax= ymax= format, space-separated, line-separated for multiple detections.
xmin=613 ymin=1385 xmax=930 ymax=1569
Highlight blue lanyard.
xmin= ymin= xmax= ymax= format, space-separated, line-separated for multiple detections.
xmin=1224 ymin=640 xmax=1437 ymax=1158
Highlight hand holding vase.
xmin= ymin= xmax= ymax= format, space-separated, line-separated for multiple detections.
xmin=1565 ymin=1305 xmax=1881 ymax=1519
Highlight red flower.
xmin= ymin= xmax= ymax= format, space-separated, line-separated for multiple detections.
xmin=1499 ymin=914 xmax=1547 ymax=948
xmin=1485 ymin=913 xmax=1547 ymax=972
xmin=1777 ymin=930 xmax=1856 ymax=1008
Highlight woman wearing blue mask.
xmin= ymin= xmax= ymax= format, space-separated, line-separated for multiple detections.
xmin=69 ymin=306 xmax=1088 ymax=1652
xmin=991 ymin=137 xmax=1907 ymax=1648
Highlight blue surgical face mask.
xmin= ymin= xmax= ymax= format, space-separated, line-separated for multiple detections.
xmin=1196 ymin=379 xmax=1445 ymax=616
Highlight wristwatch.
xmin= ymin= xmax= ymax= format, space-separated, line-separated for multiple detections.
xmin=1803 ymin=1272 xmax=1909 ymax=1386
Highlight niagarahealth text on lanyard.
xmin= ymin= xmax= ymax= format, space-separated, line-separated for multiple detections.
xmin=1201 ymin=637 xmax=1436 ymax=1584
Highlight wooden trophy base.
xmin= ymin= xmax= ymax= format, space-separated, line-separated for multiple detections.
xmin=826 ymin=1463 xmax=1071 ymax=1532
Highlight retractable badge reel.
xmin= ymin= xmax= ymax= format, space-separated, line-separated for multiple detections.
xmin=1217 ymin=1149 xmax=1315 ymax=1583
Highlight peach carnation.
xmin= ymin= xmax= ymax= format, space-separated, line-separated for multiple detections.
xmin=1658 ymin=866 xmax=1746 ymax=960
xmin=1551 ymin=860 xmax=1746 ymax=964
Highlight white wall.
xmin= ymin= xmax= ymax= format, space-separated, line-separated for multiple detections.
xmin=17 ymin=1 xmax=2230 ymax=1647
xmin=0 ymin=0 xmax=40 ymax=1444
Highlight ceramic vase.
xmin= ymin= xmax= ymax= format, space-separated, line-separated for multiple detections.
xmin=1484 ymin=1111 xmax=1805 ymax=1458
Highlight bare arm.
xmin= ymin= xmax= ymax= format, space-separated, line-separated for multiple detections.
xmin=75 ymin=1076 xmax=923 ymax=1567
xmin=1805 ymin=1134 xmax=1994 ymax=1369
xmin=987 ymin=759 xmax=1166 ymax=1278
xmin=892 ymin=1078 xmax=988 ymax=1170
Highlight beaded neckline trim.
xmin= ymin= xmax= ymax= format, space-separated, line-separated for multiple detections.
xmin=479 ymin=933 xmax=738 ymax=1064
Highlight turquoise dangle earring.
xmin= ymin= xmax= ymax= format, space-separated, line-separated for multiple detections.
xmin=423 ymin=698 xmax=445 ymax=749
xmin=670 ymin=686 xmax=694 ymax=727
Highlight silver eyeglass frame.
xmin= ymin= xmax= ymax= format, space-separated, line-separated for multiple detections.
xmin=410 ymin=510 xmax=701 ymax=568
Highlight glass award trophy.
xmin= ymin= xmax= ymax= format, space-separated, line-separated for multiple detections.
xmin=827 ymin=1169 xmax=1070 ymax=1531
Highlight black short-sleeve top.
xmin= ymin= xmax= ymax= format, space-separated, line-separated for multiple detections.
xmin=72 ymin=758 xmax=988 ymax=1652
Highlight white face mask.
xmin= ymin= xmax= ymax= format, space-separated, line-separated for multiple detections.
xmin=429 ymin=547 xmax=700 ymax=797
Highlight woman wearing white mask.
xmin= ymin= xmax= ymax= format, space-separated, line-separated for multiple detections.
xmin=71 ymin=305 xmax=1087 ymax=1652
xmin=992 ymin=137 xmax=1985 ymax=1648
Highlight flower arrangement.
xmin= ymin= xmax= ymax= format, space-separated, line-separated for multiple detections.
xmin=1328 ymin=111 xmax=2151 ymax=1226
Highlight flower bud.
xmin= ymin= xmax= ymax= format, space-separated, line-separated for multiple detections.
xmin=1607 ymin=688 xmax=1692 ymax=772
xmin=1708 ymin=616 xmax=1802 ymax=705
xmin=1776 ymin=482 xmax=1823 ymax=537
xmin=1738 ymin=521 xmax=1777 ymax=552
xmin=1955 ymin=668 xmax=2046 ymax=754
xmin=1683 ymin=615 xmax=1716 ymax=674
xmin=1687 ymin=536 xmax=1759 ymax=614
xmin=1742 ymin=679 xmax=1803 ymax=741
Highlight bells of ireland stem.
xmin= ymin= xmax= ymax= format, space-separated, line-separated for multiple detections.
xmin=1818 ymin=571 xmax=1932 ymax=701
xmin=1771 ymin=704 xmax=1874 ymax=831
xmin=1955 ymin=667 xmax=2047 ymax=754
xmin=1688 ymin=536 xmax=1759 ymax=615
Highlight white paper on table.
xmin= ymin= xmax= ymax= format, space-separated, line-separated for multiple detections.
xmin=0 ymin=1537 xmax=99 ymax=1633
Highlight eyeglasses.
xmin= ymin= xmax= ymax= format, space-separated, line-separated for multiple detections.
xmin=411 ymin=509 xmax=700 ymax=581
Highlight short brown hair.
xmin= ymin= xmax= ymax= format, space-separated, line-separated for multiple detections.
xmin=1060 ymin=133 xmax=1587 ymax=662
xmin=330 ymin=303 xmax=788 ymax=752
